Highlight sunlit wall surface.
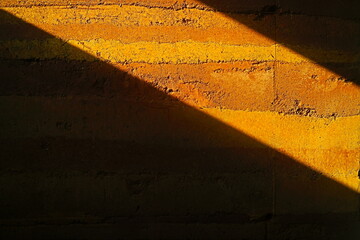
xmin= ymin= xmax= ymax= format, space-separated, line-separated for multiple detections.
xmin=0 ymin=0 xmax=359 ymax=239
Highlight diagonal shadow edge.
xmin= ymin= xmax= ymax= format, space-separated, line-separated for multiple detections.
xmin=197 ymin=0 xmax=360 ymax=86
xmin=0 ymin=9 xmax=358 ymax=225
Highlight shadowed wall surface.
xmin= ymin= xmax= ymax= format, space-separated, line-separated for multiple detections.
xmin=0 ymin=1 xmax=359 ymax=239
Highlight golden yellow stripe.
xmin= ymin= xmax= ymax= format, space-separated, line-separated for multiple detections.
xmin=0 ymin=39 xmax=276 ymax=63
xmin=1 ymin=23 xmax=274 ymax=46
xmin=2 ymin=38 xmax=358 ymax=63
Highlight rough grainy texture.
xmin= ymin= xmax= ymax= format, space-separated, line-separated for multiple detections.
xmin=0 ymin=0 xmax=359 ymax=239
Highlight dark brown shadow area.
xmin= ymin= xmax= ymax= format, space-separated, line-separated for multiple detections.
xmin=199 ymin=0 xmax=360 ymax=85
xmin=0 ymin=9 xmax=359 ymax=239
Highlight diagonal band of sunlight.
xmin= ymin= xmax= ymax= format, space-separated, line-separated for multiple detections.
xmin=1 ymin=7 xmax=359 ymax=228
xmin=1 ymin=6 xmax=358 ymax=195
xmin=198 ymin=0 xmax=360 ymax=74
